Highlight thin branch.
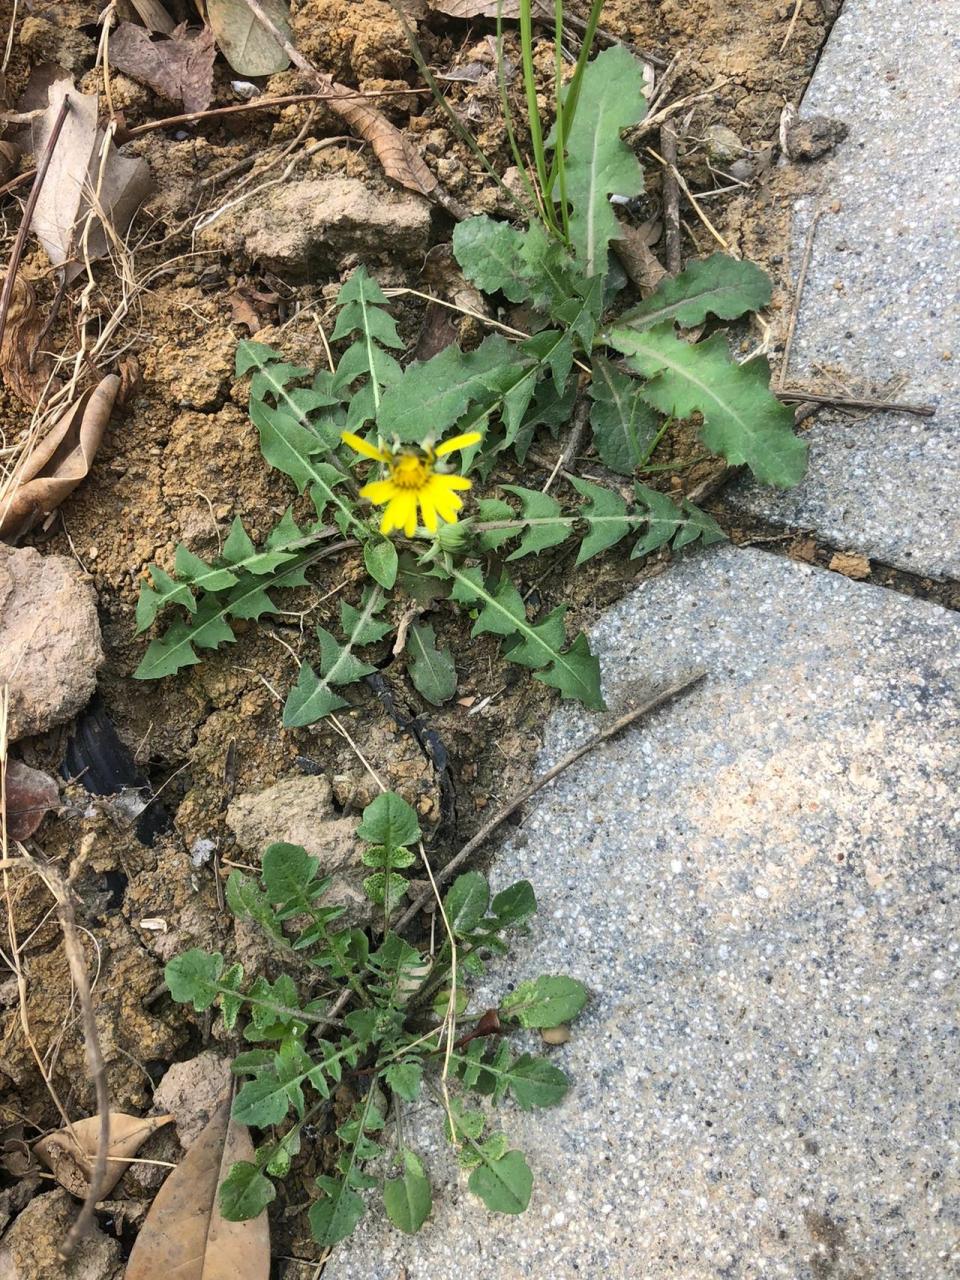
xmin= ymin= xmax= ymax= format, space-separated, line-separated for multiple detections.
xmin=660 ymin=124 xmax=681 ymax=275
xmin=0 ymin=94 xmax=71 ymax=350
xmin=774 ymin=388 xmax=936 ymax=417
xmin=394 ymin=671 xmax=707 ymax=931
xmin=777 ymin=206 xmax=822 ymax=390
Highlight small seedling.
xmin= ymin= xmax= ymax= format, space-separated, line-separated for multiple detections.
xmin=165 ymin=791 xmax=588 ymax=1244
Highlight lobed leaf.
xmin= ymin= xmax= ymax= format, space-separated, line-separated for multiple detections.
xmin=384 ymin=1150 xmax=432 ymax=1234
xmin=407 ymin=621 xmax=457 ymax=705
xmin=588 ymin=356 xmax=660 ymax=475
xmin=606 ymin=324 xmax=807 ymax=488
xmin=619 ymin=252 xmax=772 ymax=332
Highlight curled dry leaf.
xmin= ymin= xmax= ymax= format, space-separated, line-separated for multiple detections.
xmin=323 ymin=80 xmax=437 ymax=198
xmin=109 ymin=22 xmax=217 ymax=114
xmin=125 ymin=1093 xmax=270 ymax=1280
xmin=0 ymin=374 xmax=120 ymax=541
xmin=614 ymin=221 xmax=666 ymax=295
xmin=30 ymin=80 xmax=153 ymax=282
xmin=0 ymin=273 xmax=61 ymax=408
xmin=3 ymin=759 xmax=59 ymax=841
xmin=33 ymin=1113 xmax=174 ymax=1200
xmin=206 ymin=0 xmax=292 ymax=77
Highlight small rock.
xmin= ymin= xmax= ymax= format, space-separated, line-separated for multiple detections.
xmin=784 ymin=114 xmax=849 ymax=161
xmin=541 ymin=1025 xmax=571 ymax=1045
xmin=153 ymin=1051 xmax=231 ymax=1148
xmin=704 ymin=124 xmax=743 ymax=166
xmin=0 ymin=1188 xmax=123 ymax=1280
xmin=226 ymin=775 xmax=371 ymax=923
xmin=0 ymin=545 xmax=103 ymax=742
xmin=200 ymin=177 xmax=432 ymax=279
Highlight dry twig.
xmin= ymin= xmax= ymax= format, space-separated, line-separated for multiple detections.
xmin=660 ymin=124 xmax=681 ymax=274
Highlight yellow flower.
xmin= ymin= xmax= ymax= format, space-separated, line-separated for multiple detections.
xmin=341 ymin=431 xmax=482 ymax=537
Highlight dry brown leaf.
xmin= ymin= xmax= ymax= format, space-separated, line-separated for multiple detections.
xmin=206 ymin=0 xmax=292 ymax=77
xmin=125 ymin=1094 xmax=270 ymax=1280
xmin=0 ymin=374 xmax=120 ymax=540
xmin=109 ymin=22 xmax=217 ymax=113
xmin=34 ymin=1114 xmax=174 ymax=1200
xmin=323 ymin=79 xmax=437 ymax=197
xmin=828 ymin=551 xmax=871 ymax=580
xmin=431 ymin=0 xmax=526 ymax=15
xmin=614 ymin=222 xmax=666 ymax=295
xmin=3 ymin=759 xmax=59 ymax=840
xmin=0 ymin=273 xmax=61 ymax=408
xmin=29 ymin=80 xmax=152 ymax=282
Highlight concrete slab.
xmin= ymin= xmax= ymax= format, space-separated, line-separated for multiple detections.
xmin=324 ymin=547 xmax=960 ymax=1280
xmin=731 ymin=0 xmax=960 ymax=579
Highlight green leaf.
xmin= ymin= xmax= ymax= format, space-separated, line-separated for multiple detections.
xmin=134 ymin=565 xmax=196 ymax=634
xmin=491 ymin=880 xmax=537 ymax=927
xmin=219 ymin=1161 xmax=276 ymax=1220
xmin=225 ymin=871 xmax=287 ymax=945
xmin=619 ymin=252 xmax=772 ymax=331
xmin=500 ymin=975 xmax=589 ymax=1028
xmin=164 ymin=949 xmax=223 ymax=1011
xmin=500 ymin=485 xmax=569 ymax=560
xmin=261 ymin=842 xmax=323 ymax=909
xmin=340 ymin=588 xmax=392 ymax=645
xmin=588 ymin=356 xmax=660 ymax=474
xmin=444 ymin=871 xmax=489 ymax=935
xmin=207 ymin=0 xmax=291 ymax=77
xmin=383 ymin=1150 xmax=432 ymax=1234
xmin=308 ymin=1176 xmax=365 ymax=1247
xmin=282 ymin=591 xmax=383 ymax=728
xmin=506 ymin=1055 xmax=570 ymax=1109
xmin=630 ymin=484 xmax=725 ymax=558
xmin=362 ymin=870 xmax=408 ymax=912
xmin=569 ymin=477 xmax=630 ymax=565
xmin=452 ymin=217 xmax=531 ymax=303
xmin=364 ymin=539 xmax=398 ymax=590
xmin=467 ymin=1149 xmax=533 ymax=1215
xmin=232 ymin=1075 xmax=295 ymax=1127
xmin=407 ymin=622 xmax=457 ymax=705
xmin=377 ymin=334 xmax=522 ymax=442
xmin=356 ymin=792 xmax=421 ymax=849
xmin=330 ymin=267 xmax=403 ymax=426
xmin=558 ymin=46 xmax=647 ymax=277
xmin=606 ymin=325 xmax=807 ymax=488
xmin=533 ymin=631 xmax=603 ymax=711
xmin=383 ymin=1061 xmax=423 ymax=1103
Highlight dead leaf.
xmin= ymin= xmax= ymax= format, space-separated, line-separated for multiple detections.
xmin=226 ymin=290 xmax=262 ymax=332
xmin=0 ymin=273 xmax=61 ymax=408
xmin=431 ymin=0 xmax=533 ymax=15
xmin=206 ymin=0 xmax=292 ymax=77
xmin=29 ymin=81 xmax=153 ymax=282
xmin=614 ymin=222 xmax=666 ymax=295
xmin=828 ymin=551 xmax=871 ymax=580
xmin=109 ymin=23 xmax=217 ymax=114
xmin=34 ymin=1114 xmax=174 ymax=1200
xmin=324 ymin=79 xmax=437 ymax=197
xmin=125 ymin=1094 xmax=270 ymax=1280
xmin=0 ymin=141 xmax=20 ymax=184
xmin=3 ymin=759 xmax=59 ymax=840
xmin=0 ymin=374 xmax=120 ymax=540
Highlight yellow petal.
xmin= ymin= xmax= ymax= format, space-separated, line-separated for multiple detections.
xmin=382 ymin=492 xmax=416 ymax=537
xmin=434 ymin=431 xmax=483 ymax=458
xmin=418 ymin=487 xmax=439 ymax=532
xmin=360 ymin=478 xmax=397 ymax=505
xmin=427 ymin=477 xmax=463 ymax=523
xmin=342 ymin=431 xmax=387 ymax=462
xmin=432 ymin=473 xmax=472 ymax=492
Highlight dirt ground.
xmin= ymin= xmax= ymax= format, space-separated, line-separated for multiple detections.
xmin=0 ymin=0 xmax=842 ymax=1271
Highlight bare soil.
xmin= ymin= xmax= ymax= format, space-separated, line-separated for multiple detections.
xmin=1 ymin=0 xmax=840 ymax=1270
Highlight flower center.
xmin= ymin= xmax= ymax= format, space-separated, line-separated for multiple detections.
xmin=388 ymin=453 xmax=431 ymax=490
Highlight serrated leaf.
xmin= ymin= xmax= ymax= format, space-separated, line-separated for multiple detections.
xmin=225 ymin=871 xmax=287 ymax=945
xmin=364 ymin=539 xmax=398 ymax=590
xmin=559 ymin=46 xmax=647 ymax=278
xmin=383 ymin=1062 xmax=423 ymax=1103
xmin=570 ymin=477 xmax=630 ymax=565
xmin=308 ymin=1177 xmax=365 ymax=1247
xmin=452 ymin=217 xmax=531 ymax=302
xmin=444 ymin=871 xmax=489 ymax=935
xmin=620 ymin=252 xmax=772 ymax=331
xmin=135 ymin=565 xmax=196 ymax=634
xmin=219 ymin=1160 xmax=276 ymax=1220
xmin=474 ymin=498 xmax=516 ymax=552
xmin=261 ymin=842 xmax=323 ymax=909
xmin=165 ymin=949 xmax=223 ymax=1011
xmin=340 ymin=588 xmax=392 ymax=645
xmin=384 ymin=1150 xmax=432 ymax=1234
xmin=534 ymin=631 xmax=604 ymax=711
xmin=407 ymin=622 xmax=457 ymax=705
xmin=607 ymin=324 xmax=807 ymax=488
xmin=629 ymin=484 xmax=725 ymax=558
xmin=500 ymin=975 xmax=589 ymax=1028
xmin=331 ymin=267 xmax=403 ymax=426
xmin=500 ymin=485 xmax=569 ymax=560
xmin=588 ymin=355 xmax=660 ymax=474
xmin=362 ymin=870 xmax=408 ymax=912
xmin=456 ymin=1046 xmax=569 ymax=1109
xmin=282 ymin=589 xmax=384 ymax=728
xmin=377 ymin=334 xmax=522 ymax=442
xmin=491 ymin=880 xmax=537 ymax=927
xmin=467 ymin=1148 xmax=532 ymax=1215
